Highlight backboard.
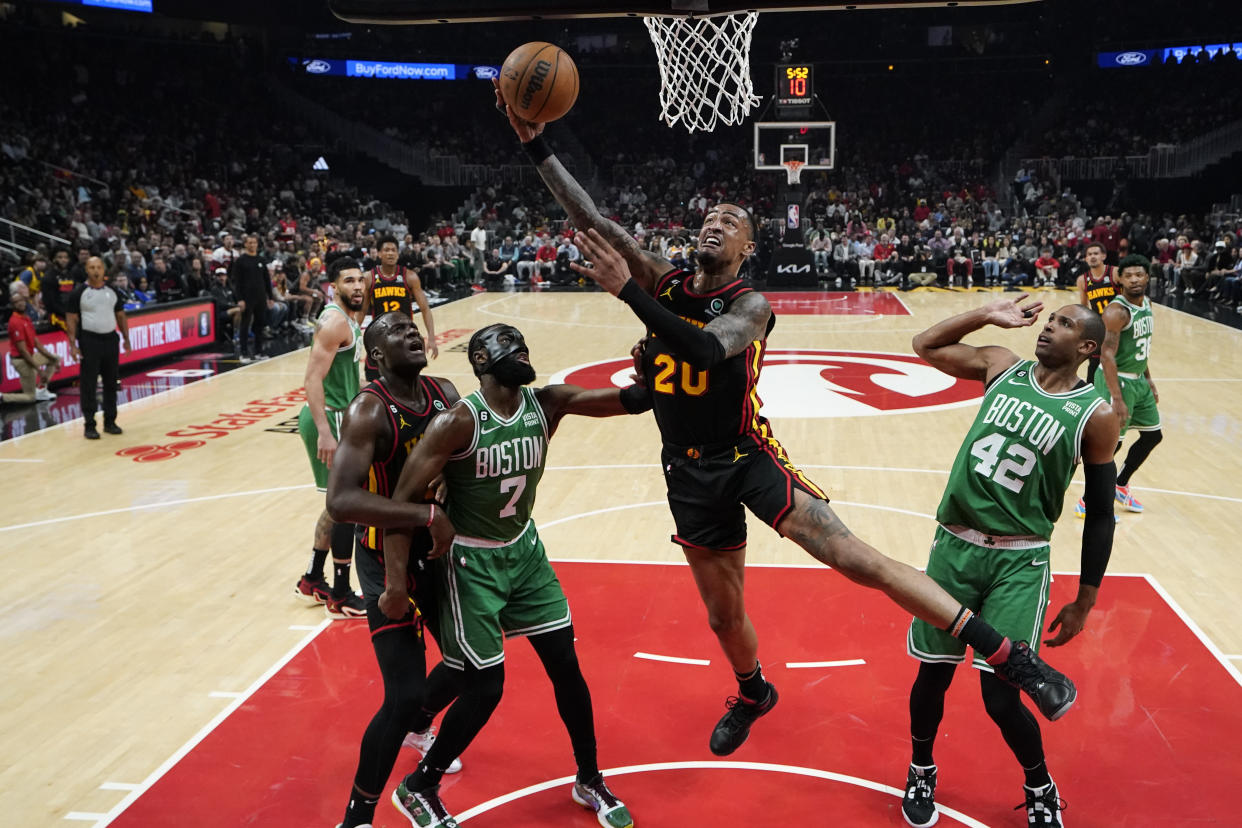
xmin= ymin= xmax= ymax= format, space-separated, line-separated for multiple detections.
xmin=754 ymin=121 xmax=835 ymax=173
xmin=329 ymin=0 xmax=1039 ymax=24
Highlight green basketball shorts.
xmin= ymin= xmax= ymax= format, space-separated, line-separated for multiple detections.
xmin=437 ymin=520 xmax=571 ymax=670
xmin=908 ymin=524 xmax=1052 ymax=670
xmin=1094 ymin=371 xmax=1160 ymax=436
xmin=298 ymin=404 xmax=344 ymax=492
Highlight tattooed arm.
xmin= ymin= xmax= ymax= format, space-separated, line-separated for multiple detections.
xmin=494 ymin=81 xmax=673 ymax=294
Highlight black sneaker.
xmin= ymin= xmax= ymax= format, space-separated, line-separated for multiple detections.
xmin=391 ymin=779 xmax=457 ymax=827
xmin=84 ymin=424 xmax=101 ymax=440
xmin=103 ymin=423 xmax=123 ymax=435
xmin=1015 ymin=781 xmax=1065 ymax=827
xmin=709 ymin=682 xmax=778 ymax=755
xmin=993 ymin=641 xmax=1076 ymax=721
xmin=902 ymin=764 xmax=939 ymax=827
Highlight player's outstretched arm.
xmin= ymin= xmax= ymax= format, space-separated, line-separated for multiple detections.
xmin=1046 ymin=404 xmax=1120 ymax=647
xmin=572 ymin=228 xmax=770 ymax=367
xmin=912 ymin=295 xmax=1041 ymax=383
xmin=536 ymin=382 xmax=652 ymax=436
xmin=493 ymin=81 xmax=672 ymax=294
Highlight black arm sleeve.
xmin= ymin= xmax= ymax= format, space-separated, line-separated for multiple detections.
xmin=617 ymin=279 xmax=726 ymax=369
xmin=1080 ymin=461 xmax=1117 ymax=587
xmin=618 ymin=383 xmax=653 ymax=415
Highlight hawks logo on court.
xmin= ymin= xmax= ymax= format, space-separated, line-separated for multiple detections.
xmin=550 ymin=349 xmax=983 ymax=418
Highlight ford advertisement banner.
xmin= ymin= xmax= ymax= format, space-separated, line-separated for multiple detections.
xmin=294 ymin=57 xmax=501 ymax=81
xmin=1099 ymin=43 xmax=1242 ymax=68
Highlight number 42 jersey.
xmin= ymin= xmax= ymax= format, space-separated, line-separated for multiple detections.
xmin=936 ymin=360 xmax=1106 ymax=539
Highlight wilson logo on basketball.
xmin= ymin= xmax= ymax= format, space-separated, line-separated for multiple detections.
xmin=521 ymin=59 xmax=553 ymax=109
xmin=549 ymin=350 xmax=983 ymax=418
xmin=114 ymin=388 xmax=308 ymax=462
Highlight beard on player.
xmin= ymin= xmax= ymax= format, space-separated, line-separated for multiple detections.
xmin=491 ymin=352 xmax=536 ymax=387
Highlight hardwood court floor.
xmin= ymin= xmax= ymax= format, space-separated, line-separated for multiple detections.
xmin=1 ymin=287 xmax=1240 ymax=825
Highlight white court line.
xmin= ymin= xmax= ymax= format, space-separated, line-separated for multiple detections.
xmin=288 ymin=624 xmax=320 ymax=631
xmin=98 ymin=783 xmax=139 ymax=792
xmin=1225 ymin=654 xmax=1242 ymax=661
xmin=454 ymin=761 xmax=991 ymax=827
xmin=208 ymin=691 xmax=243 ymax=699
xmin=0 ymin=457 xmax=45 ymax=462
xmin=64 ymin=814 xmax=108 ymax=822
xmin=95 ymin=618 xmax=331 ymax=827
xmin=540 ymin=500 xmax=667 ymax=530
xmin=1143 ymin=574 xmax=1242 ymax=690
xmin=0 ymin=484 xmax=314 ymax=534
xmin=786 ymin=659 xmax=867 ymax=669
xmin=889 ymin=291 xmax=913 ymax=315
xmin=634 ymin=652 xmax=710 ymax=666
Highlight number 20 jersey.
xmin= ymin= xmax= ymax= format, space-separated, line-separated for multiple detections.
xmin=936 ymin=360 xmax=1106 ymax=539
xmin=642 ymin=269 xmax=776 ymax=447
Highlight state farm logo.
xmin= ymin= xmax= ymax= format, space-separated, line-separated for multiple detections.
xmin=549 ymin=349 xmax=983 ymax=418
xmin=114 ymin=388 xmax=307 ymax=462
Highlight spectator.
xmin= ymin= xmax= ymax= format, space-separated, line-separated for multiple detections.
xmin=947 ymin=245 xmax=974 ymax=288
xmin=208 ymin=266 xmax=242 ymax=340
xmin=515 ymin=235 xmax=538 ymax=283
xmin=1 ymin=289 xmax=60 ymax=405
xmin=232 ymin=234 xmax=273 ymax=361
xmin=483 ymin=247 xmax=512 ymax=285
xmin=132 ymin=276 xmax=156 ymax=306
xmin=1034 ymin=248 xmax=1061 ymax=288
xmin=535 ymin=235 xmax=558 ymax=282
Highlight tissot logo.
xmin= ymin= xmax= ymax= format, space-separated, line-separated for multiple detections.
xmin=776 ymin=264 xmax=812 ymax=274
xmin=1115 ymin=51 xmax=1148 ymax=65
xmin=550 ymin=350 xmax=983 ymax=418
xmin=304 ymin=59 xmax=332 ymax=74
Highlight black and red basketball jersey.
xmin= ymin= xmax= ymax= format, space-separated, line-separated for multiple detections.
xmin=642 ymin=268 xmax=776 ymax=448
xmin=1084 ymin=265 xmax=1118 ymax=316
xmin=357 ymin=374 xmax=453 ymax=559
xmin=368 ymin=265 xmax=414 ymax=319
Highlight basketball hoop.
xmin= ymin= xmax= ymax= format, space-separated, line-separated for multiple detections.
xmin=782 ymin=159 xmax=804 ymax=185
xmin=643 ymin=12 xmax=761 ymax=133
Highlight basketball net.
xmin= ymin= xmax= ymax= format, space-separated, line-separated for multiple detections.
xmin=643 ymin=12 xmax=761 ymax=133
xmin=782 ymin=159 xmax=804 ymax=186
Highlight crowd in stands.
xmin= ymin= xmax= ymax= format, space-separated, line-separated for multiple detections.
xmin=6 ymin=12 xmax=1242 ymax=357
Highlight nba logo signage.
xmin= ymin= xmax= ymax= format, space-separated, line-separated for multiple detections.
xmin=787 ymin=204 xmax=800 ymax=229
xmin=551 ymin=350 xmax=983 ymax=418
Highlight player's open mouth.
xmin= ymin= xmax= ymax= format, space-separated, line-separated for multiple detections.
xmin=1036 ymin=335 xmax=1050 ymax=345
xmin=701 ymin=235 xmax=721 ymax=248
xmin=515 ymin=351 xmax=530 ymax=363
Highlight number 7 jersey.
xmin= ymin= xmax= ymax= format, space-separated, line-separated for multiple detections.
xmin=442 ymin=386 xmax=549 ymax=542
xmin=936 ymin=360 xmax=1107 ymax=539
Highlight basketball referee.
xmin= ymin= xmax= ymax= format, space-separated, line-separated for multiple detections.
xmin=66 ymin=256 xmax=130 ymax=440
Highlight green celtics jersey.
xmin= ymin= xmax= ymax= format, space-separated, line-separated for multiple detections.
xmin=443 ymin=386 xmax=549 ymax=541
xmin=318 ymin=304 xmax=362 ymax=410
xmin=937 ymin=360 xmax=1107 ymax=539
xmin=1110 ymin=295 xmax=1153 ymax=375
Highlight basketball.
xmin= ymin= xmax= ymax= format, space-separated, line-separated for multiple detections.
xmin=499 ymin=41 xmax=579 ymax=123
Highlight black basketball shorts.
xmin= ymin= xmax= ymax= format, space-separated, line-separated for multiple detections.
xmin=661 ymin=430 xmax=829 ymax=552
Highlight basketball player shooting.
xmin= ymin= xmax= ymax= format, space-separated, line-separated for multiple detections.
xmin=496 ymin=81 xmax=1079 ymax=758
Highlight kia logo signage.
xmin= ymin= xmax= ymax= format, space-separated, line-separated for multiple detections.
xmin=304 ymin=59 xmax=333 ymax=74
xmin=776 ymin=264 xmax=812 ymax=274
xmin=1115 ymin=51 xmax=1148 ymax=65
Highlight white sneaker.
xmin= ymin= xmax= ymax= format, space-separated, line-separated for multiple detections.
xmin=35 ymin=387 xmax=57 ymax=401
xmin=403 ymin=726 xmax=463 ymax=774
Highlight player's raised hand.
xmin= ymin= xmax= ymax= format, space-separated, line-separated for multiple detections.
xmin=571 ymin=229 xmax=632 ymax=296
xmin=983 ymin=294 xmax=1044 ymax=329
xmin=492 ymin=78 xmax=544 ymax=143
